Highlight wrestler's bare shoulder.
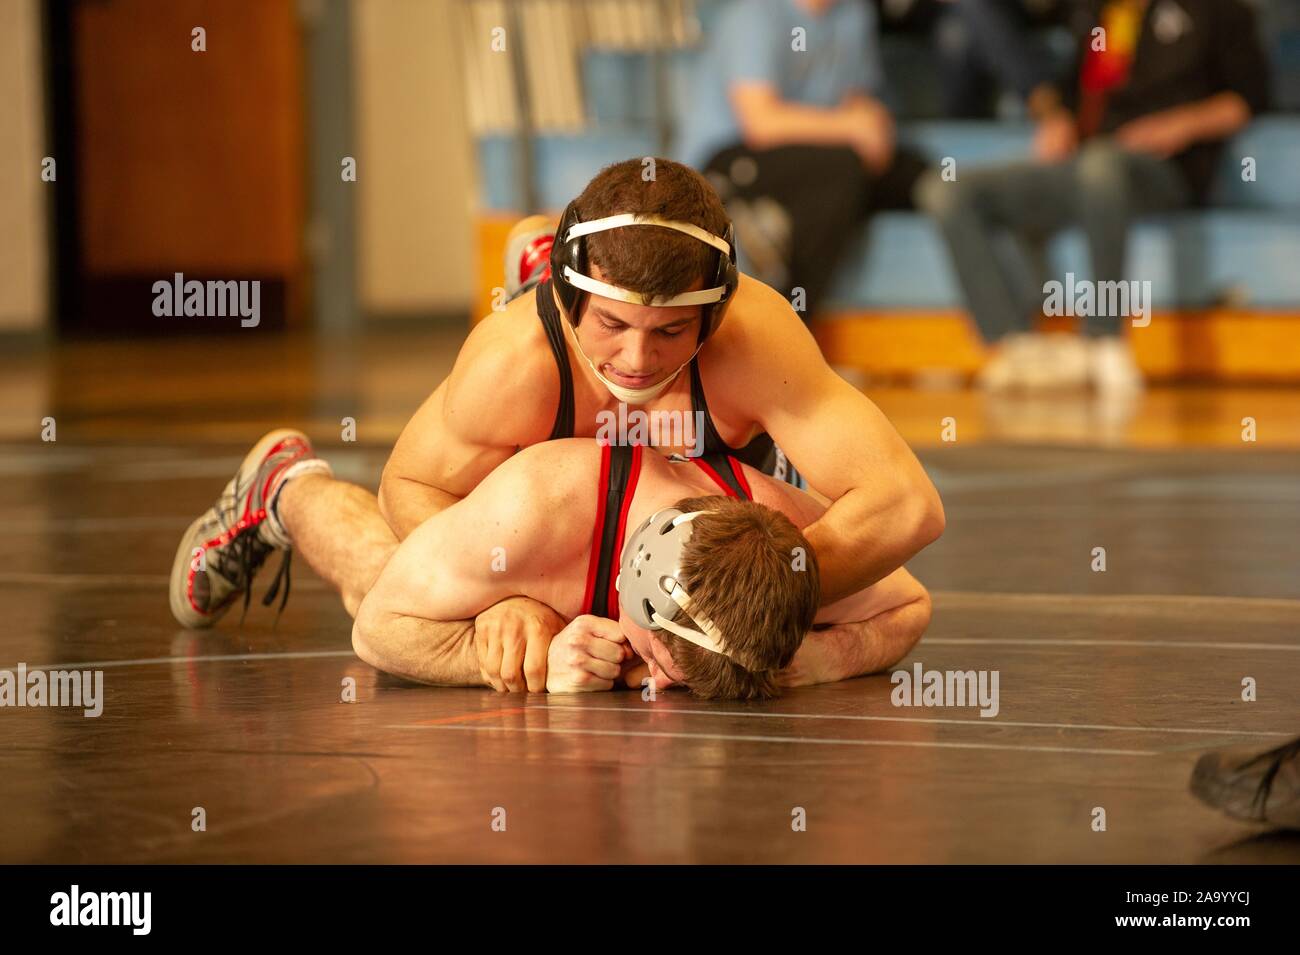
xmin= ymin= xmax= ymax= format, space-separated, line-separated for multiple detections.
xmin=460 ymin=289 xmax=556 ymax=377
xmin=447 ymin=290 xmax=561 ymax=440
xmin=482 ymin=439 xmax=603 ymax=554
xmin=707 ymin=272 xmax=807 ymax=357
xmin=695 ymin=273 xmax=816 ymax=419
xmin=509 ymin=436 xmax=602 ymax=475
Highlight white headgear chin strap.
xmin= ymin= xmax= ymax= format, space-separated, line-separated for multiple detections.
xmin=557 ymin=213 xmax=730 ymax=405
xmin=650 ymin=511 xmax=732 ymax=658
xmin=560 ymin=289 xmax=702 ymax=404
xmin=653 ymin=583 xmax=730 ymax=657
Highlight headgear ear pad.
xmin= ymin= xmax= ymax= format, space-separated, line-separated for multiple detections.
xmin=551 ymin=201 xmax=587 ymax=319
xmin=550 ymin=202 xmax=738 ymax=344
xmin=617 ymin=507 xmax=733 ymax=660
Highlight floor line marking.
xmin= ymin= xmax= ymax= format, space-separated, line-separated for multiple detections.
xmin=0 ymin=572 xmax=328 ymax=590
xmin=409 ymin=707 xmax=529 ymax=726
xmin=535 ymin=705 xmax=1292 ymax=737
xmin=933 ymin=591 xmax=1300 ymax=610
xmin=9 ymin=650 xmax=355 ymax=671
xmin=0 ymin=573 xmax=171 ymax=586
xmin=385 ymin=722 xmax=1159 ymax=756
xmin=922 ymin=638 xmax=1300 ymax=651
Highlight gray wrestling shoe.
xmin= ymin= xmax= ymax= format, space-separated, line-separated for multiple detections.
xmin=169 ymin=429 xmax=327 ymax=628
xmin=1190 ymin=735 xmax=1300 ymax=829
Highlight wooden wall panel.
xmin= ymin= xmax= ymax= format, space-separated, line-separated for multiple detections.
xmin=73 ymin=0 xmax=304 ymax=277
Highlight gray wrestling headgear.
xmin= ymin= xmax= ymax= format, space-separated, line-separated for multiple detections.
xmin=616 ymin=507 xmax=732 ymax=658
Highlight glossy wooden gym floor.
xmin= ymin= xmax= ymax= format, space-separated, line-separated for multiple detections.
xmin=2 ymin=328 xmax=1297 ymax=863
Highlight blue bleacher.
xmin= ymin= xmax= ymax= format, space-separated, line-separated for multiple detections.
xmin=477 ymin=0 xmax=1300 ymax=310
xmin=826 ymin=117 xmax=1300 ymax=309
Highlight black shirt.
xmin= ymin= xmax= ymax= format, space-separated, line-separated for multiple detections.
xmin=1058 ymin=0 xmax=1271 ymax=204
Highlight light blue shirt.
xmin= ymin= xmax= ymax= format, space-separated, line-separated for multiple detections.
xmin=672 ymin=0 xmax=884 ymax=170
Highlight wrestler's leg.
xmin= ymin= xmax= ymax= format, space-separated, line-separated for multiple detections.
xmin=276 ymin=473 xmax=398 ymax=619
xmin=170 ymin=429 xmax=399 ymax=628
xmin=784 ymin=572 xmax=931 ymax=687
xmin=853 ymin=588 xmax=932 ymax=676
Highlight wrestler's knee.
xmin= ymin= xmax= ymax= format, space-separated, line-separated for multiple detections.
xmin=911 ymin=584 xmax=933 ymax=637
xmin=892 ymin=579 xmax=933 ymax=653
xmin=351 ymin=594 xmax=384 ymax=667
xmin=1074 ymin=140 xmax=1130 ymax=201
xmin=343 ymin=588 xmax=366 ymax=621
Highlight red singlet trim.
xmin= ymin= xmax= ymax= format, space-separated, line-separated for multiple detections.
xmin=580 ymin=443 xmax=612 ymax=614
xmin=691 ymin=457 xmax=740 ymax=498
xmin=605 ymin=444 xmax=644 ymax=621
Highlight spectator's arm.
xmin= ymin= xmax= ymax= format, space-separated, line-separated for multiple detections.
xmin=1115 ymin=93 xmax=1255 ymax=158
xmin=721 ymin=0 xmax=886 ymax=153
xmin=1027 ymin=83 xmax=1069 ymax=123
xmin=729 ymin=81 xmax=863 ymax=150
xmin=839 ymin=90 xmax=883 ymax=110
xmin=1169 ymin=92 xmax=1254 ymax=143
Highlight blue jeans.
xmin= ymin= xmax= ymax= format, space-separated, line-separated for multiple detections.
xmin=915 ymin=140 xmax=1190 ymax=342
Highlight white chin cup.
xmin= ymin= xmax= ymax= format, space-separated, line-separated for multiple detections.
xmin=562 ymin=307 xmax=698 ymax=404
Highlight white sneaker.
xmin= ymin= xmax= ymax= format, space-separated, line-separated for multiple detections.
xmin=979 ymin=332 xmax=1096 ymax=393
xmin=975 ymin=332 xmax=1036 ymax=392
xmin=1089 ymin=336 xmax=1144 ymax=395
xmin=1013 ymin=334 xmax=1054 ymax=392
xmin=1033 ymin=333 xmax=1092 ymax=392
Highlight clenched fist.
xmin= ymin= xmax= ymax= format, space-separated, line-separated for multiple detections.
xmin=474 ymin=595 xmax=567 ymax=693
xmin=546 ymin=615 xmax=633 ymax=694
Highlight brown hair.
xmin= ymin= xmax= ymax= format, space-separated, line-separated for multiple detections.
xmin=658 ymin=495 xmax=820 ymax=700
xmin=573 ymin=158 xmax=730 ymax=309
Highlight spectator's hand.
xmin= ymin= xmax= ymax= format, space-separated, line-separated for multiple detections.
xmin=474 ymin=595 xmax=566 ymax=693
xmin=845 ymin=98 xmax=895 ymax=174
xmin=546 ymin=615 xmax=632 ymax=694
xmin=1114 ymin=112 xmax=1193 ymax=159
xmin=1034 ymin=111 xmax=1078 ymax=162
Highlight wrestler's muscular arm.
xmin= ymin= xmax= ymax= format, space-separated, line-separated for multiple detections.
xmin=378 ymin=302 xmax=560 ymax=540
xmin=376 ymin=302 xmax=569 ymax=690
xmin=780 ymin=567 xmax=931 ymax=688
xmin=354 ymin=441 xmax=589 ymax=688
xmin=707 ymin=277 xmax=945 ymax=603
xmin=745 ymin=462 xmax=930 ymax=687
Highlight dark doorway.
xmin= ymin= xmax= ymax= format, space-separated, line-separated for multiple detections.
xmin=45 ymin=0 xmax=306 ymax=337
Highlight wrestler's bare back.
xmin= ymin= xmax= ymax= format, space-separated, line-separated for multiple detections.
xmin=368 ymin=438 xmax=917 ymax=638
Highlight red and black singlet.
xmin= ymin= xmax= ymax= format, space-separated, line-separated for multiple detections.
xmin=581 ymin=442 xmax=754 ymax=621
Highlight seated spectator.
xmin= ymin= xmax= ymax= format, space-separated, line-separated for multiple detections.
xmin=915 ymin=0 xmax=1270 ymax=394
xmin=674 ymin=0 xmax=928 ymax=321
xmin=875 ymin=0 xmax=1076 ymax=119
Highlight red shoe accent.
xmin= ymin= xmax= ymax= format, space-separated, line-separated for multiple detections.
xmin=186 ymin=507 xmax=270 ymax=615
xmin=518 ymin=235 xmax=554 ymax=287
xmin=172 ymin=428 xmax=314 ymax=627
xmin=254 ymin=435 xmax=311 ymax=517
